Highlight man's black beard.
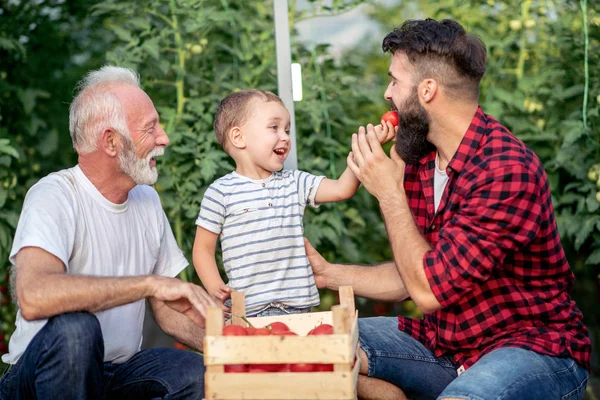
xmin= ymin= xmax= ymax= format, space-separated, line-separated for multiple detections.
xmin=392 ymin=93 xmax=436 ymax=165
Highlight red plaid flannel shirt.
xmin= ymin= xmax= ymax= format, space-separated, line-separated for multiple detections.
xmin=399 ymin=106 xmax=591 ymax=371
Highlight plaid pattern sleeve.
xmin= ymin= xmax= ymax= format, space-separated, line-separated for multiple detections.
xmin=398 ymin=106 xmax=591 ymax=372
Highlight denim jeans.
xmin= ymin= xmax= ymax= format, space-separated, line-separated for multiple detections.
xmin=0 ymin=312 xmax=205 ymax=400
xmin=358 ymin=317 xmax=589 ymax=400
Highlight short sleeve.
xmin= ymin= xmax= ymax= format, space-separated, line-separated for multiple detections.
xmin=292 ymin=170 xmax=325 ymax=208
xmin=153 ymin=208 xmax=189 ymax=278
xmin=9 ymin=179 xmax=77 ymax=270
xmin=195 ymin=184 xmax=226 ymax=234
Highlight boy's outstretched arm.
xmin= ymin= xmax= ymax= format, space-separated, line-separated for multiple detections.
xmin=314 ymin=120 xmax=396 ymax=204
xmin=192 ymin=226 xmax=231 ymax=306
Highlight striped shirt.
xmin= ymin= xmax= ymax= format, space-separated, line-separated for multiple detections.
xmin=196 ymin=170 xmax=324 ymax=316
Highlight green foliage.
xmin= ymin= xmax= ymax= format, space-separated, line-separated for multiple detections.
xmin=89 ymin=0 xmax=393 ymax=287
xmin=0 ymin=1 xmax=598 ymax=381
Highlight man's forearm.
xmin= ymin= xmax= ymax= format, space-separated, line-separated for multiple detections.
xmin=327 ymin=262 xmax=409 ymax=302
xmin=17 ymin=272 xmax=157 ymax=321
xmin=378 ymin=192 xmax=440 ymax=313
xmin=150 ymin=298 xmax=205 ymax=351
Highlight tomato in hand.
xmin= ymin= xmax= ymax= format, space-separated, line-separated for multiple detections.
xmin=381 ymin=111 xmax=399 ymax=127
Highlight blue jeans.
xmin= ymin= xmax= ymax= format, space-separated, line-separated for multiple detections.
xmin=0 ymin=312 xmax=205 ymax=400
xmin=358 ymin=317 xmax=589 ymax=400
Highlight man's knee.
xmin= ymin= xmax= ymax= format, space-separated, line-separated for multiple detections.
xmin=165 ymin=350 xmax=205 ymax=398
xmin=44 ymin=311 xmax=103 ymax=363
xmin=359 ymin=347 xmax=369 ymax=375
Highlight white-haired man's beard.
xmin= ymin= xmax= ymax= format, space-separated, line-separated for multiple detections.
xmin=118 ymin=137 xmax=164 ymax=185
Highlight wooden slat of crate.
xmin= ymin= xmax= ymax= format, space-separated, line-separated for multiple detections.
xmin=205 ymin=358 xmax=360 ymax=400
xmin=205 ymin=334 xmax=353 ymax=364
xmin=205 ymin=311 xmax=359 ymax=365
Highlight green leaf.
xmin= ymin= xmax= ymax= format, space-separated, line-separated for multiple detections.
xmin=0 ymin=144 xmax=19 ymax=160
xmin=0 ymin=186 xmax=6 ymax=209
xmin=556 ymin=85 xmax=584 ymax=100
xmin=585 ymin=248 xmax=600 ymax=266
xmin=574 ymin=216 xmax=600 ymax=250
xmin=142 ymin=37 xmax=160 ymax=60
xmin=110 ymin=25 xmax=134 ymax=42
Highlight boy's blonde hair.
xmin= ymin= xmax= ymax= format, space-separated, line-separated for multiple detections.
xmin=214 ymin=89 xmax=285 ymax=150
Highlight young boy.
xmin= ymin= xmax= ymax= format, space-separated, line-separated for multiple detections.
xmin=193 ymin=90 xmax=394 ymax=317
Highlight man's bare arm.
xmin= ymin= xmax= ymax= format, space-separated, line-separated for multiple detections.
xmin=304 ymin=238 xmax=409 ymax=302
xmin=15 ymin=247 xmax=214 ymax=325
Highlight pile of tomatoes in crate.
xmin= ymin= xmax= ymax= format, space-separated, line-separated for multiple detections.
xmin=222 ymin=321 xmax=336 ymax=373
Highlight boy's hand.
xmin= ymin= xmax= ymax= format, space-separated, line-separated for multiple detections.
xmin=213 ymin=284 xmax=232 ymax=312
xmin=374 ymin=120 xmax=397 ymax=144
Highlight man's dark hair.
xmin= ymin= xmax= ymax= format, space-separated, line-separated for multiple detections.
xmin=382 ymin=19 xmax=486 ymax=100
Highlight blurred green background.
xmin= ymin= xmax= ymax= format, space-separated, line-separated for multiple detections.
xmin=1 ymin=0 xmax=598 ymax=396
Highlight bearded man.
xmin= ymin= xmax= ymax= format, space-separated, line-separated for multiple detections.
xmin=305 ymin=18 xmax=591 ymax=400
xmin=0 ymin=66 xmax=214 ymax=399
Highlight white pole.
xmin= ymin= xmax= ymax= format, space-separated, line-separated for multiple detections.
xmin=273 ymin=0 xmax=298 ymax=170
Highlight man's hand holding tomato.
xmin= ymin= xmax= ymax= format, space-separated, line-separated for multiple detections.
xmin=347 ymin=122 xmax=407 ymax=204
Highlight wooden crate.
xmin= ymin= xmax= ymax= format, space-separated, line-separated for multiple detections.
xmin=203 ymin=286 xmax=360 ymax=400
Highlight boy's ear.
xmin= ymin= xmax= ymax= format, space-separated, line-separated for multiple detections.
xmin=100 ymin=128 xmax=120 ymax=156
xmin=229 ymin=126 xmax=246 ymax=149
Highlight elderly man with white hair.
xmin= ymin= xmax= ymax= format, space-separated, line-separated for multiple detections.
xmin=0 ymin=66 xmax=214 ymax=399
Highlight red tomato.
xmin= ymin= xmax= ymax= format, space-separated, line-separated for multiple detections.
xmin=289 ymin=363 xmax=315 ymax=372
xmin=308 ymin=323 xmax=334 ymax=335
xmin=275 ymin=330 xmax=297 ymax=336
xmin=313 ymin=364 xmax=334 ymax=372
xmin=222 ymin=325 xmax=247 ymax=336
xmin=248 ymin=363 xmax=284 ymax=373
xmin=245 ymin=326 xmax=257 ymax=335
xmin=225 ymin=364 xmax=248 ymax=373
xmin=381 ymin=111 xmax=399 ymax=127
xmin=173 ymin=341 xmax=188 ymax=350
xmin=266 ymin=321 xmax=290 ymax=333
xmin=251 ymin=327 xmax=271 ymax=336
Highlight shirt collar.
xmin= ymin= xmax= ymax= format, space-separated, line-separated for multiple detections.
xmin=418 ymin=105 xmax=486 ymax=173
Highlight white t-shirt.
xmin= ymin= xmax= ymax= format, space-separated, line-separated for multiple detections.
xmin=434 ymin=152 xmax=450 ymax=212
xmin=3 ymin=165 xmax=188 ymax=365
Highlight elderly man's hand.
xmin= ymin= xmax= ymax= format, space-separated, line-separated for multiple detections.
xmin=151 ymin=277 xmax=217 ymax=328
xmin=347 ymin=124 xmax=406 ymax=202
